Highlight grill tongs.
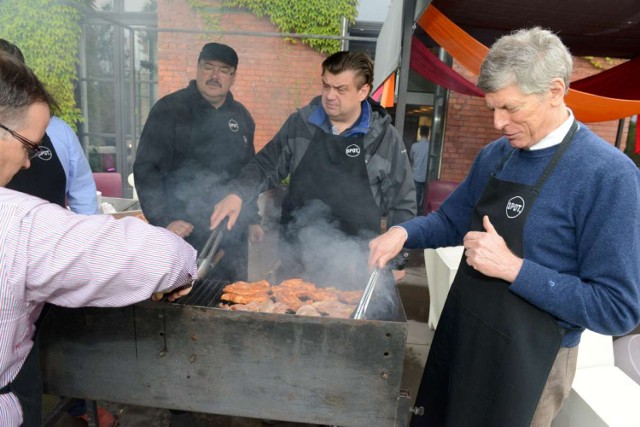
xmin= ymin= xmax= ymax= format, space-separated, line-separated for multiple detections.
xmin=153 ymin=223 xmax=226 ymax=302
xmin=197 ymin=222 xmax=226 ymax=281
xmin=352 ymin=266 xmax=381 ymax=320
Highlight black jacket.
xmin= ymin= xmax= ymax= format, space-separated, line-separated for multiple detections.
xmin=134 ymin=81 xmax=259 ymax=252
xmin=233 ymin=96 xmax=416 ymax=228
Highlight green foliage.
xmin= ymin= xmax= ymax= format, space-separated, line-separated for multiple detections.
xmin=623 ymin=118 xmax=639 ymax=167
xmin=0 ymin=0 xmax=85 ymax=129
xmin=217 ymin=0 xmax=358 ymax=54
xmin=582 ymin=56 xmax=618 ymax=70
xmin=187 ymin=0 xmax=221 ymax=31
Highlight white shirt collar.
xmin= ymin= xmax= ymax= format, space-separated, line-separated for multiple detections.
xmin=529 ymin=108 xmax=575 ymax=151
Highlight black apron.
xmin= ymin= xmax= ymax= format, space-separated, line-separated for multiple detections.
xmin=412 ymin=121 xmax=577 ymax=427
xmin=6 ymin=133 xmax=67 ymax=208
xmin=278 ymin=128 xmax=380 ymax=287
xmin=170 ymin=106 xmax=252 ymax=281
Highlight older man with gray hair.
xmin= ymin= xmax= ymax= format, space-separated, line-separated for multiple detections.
xmin=369 ymin=27 xmax=640 ymax=426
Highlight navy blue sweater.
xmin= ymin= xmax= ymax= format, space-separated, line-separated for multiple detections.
xmin=402 ymin=124 xmax=640 ymax=346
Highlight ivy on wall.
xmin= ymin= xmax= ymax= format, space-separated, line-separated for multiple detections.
xmin=189 ymin=0 xmax=358 ymax=54
xmin=0 ymin=0 xmax=86 ymax=129
xmin=187 ymin=0 xmax=222 ymax=31
xmin=623 ymin=118 xmax=639 ymax=167
xmin=582 ymin=56 xmax=617 ymax=70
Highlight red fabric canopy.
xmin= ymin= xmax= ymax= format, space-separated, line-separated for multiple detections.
xmin=571 ymin=57 xmax=640 ymax=101
xmin=410 ymin=36 xmax=484 ymax=97
xmin=416 ymin=5 xmax=640 ymax=123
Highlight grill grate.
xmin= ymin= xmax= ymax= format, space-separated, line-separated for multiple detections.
xmin=172 ymin=278 xmax=227 ymax=308
xmin=169 ymin=275 xmax=404 ymax=321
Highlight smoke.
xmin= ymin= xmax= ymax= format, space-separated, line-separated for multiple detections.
xmin=276 ymin=199 xmax=370 ymax=289
xmin=275 ymin=199 xmax=401 ymax=321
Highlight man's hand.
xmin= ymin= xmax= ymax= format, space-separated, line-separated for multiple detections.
xmin=368 ymin=226 xmax=409 ymax=269
xmin=249 ymin=224 xmax=265 ymax=244
xmin=166 ymin=220 xmax=194 ymax=238
xmin=210 ymin=194 xmax=243 ymax=231
xmin=164 ymin=284 xmax=193 ymax=302
xmin=151 ymin=281 xmax=194 ymax=302
xmin=392 ymin=269 xmax=405 ymax=282
xmin=463 ymin=215 xmax=523 ymax=282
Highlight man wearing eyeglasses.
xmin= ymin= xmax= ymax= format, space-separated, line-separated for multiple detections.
xmin=0 ymin=51 xmax=198 ymax=427
xmin=135 ymin=42 xmax=263 ymax=286
xmin=0 ymin=39 xmax=109 ymax=424
xmin=0 ymin=39 xmax=99 ymax=216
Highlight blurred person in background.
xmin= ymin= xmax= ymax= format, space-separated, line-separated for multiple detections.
xmin=134 ymin=42 xmax=263 ymax=285
xmin=369 ymin=27 xmax=640 ymax=427
xmin=0 ymin=51 xmax=197 ymax=427
xmin=410 ymin=125 xmax=430 ymax=215
xmin=0 ymin=39 xmax=98 ymax=215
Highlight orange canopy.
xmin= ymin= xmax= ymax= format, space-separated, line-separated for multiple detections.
xmin=416 ymin=5 xmax=640 ymax=123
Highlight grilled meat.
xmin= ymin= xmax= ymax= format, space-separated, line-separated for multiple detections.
xmin=220 ymin=291 xmax=271 ymax=304
xmin=338 ymin=290 xmax=364 ymax=305
xmin=305 ymin=287 xmax=340 ymax=302
xmin=218 ymin=279 xmax=362 ymax=318
xmin=272 ymin=288 xmax=307 ymax=311
xmin=223 ymin=280 xmax=271 ymax=295
xmin=313 ymin=301 xmax=357 ymax=319
xmin=295 ymin=305 xmax=322 ymax=317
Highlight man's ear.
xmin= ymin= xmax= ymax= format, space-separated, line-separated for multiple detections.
xmin=359 ymin=83 xmax=371 ymax=101
xmin=549 ymin=78 xmax=566 ymax=106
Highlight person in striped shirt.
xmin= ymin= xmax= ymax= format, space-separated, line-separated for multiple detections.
xmin=0 ymin=51 xmax=198 ymax=427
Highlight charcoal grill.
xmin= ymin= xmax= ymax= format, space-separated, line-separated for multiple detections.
xmin=40 ymin=276 xmax=412 ymax=426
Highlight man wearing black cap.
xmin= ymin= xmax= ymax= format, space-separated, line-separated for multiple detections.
xmin=135 ymin=43 xmax=263 ymax=286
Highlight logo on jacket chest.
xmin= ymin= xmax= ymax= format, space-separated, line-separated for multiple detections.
xmin=345 ymin=144 xmax=360 ymax=157
xmin=505 ymin=196 xmax=525 ymax=219
xmin=36 ymin=147 xmax=53 ymax=161
xmin=228 ymin=119 xmax=239 ymax=132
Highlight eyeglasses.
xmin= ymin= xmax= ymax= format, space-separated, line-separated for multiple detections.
xmin=199 ymin=63 xmax=235 ymax=76
xmin=0 ymin=123 xmax=45 ymax=159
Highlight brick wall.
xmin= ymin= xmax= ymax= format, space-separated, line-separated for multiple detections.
xmin=439 ymin=58 xmax=632 ymax=183
xmin=155 ymin=2 xmax=632 ymax=182
xmin=157 ymin=0 xmax=325 ymax=152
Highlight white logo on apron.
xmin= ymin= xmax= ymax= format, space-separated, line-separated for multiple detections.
xmin=228 ymin=119 xmax=239 ymax=132
xmin=36 ymin=147 xmax=53 ymax=161
xmin=345 ymin=144 xmax=360 ymax=157
xmin=505 ymin=196 xmax=525 ymax=219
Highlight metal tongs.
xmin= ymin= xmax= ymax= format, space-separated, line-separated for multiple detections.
xmin=153 ymin=223 xmax=226 ymax=302
xmin=352 ymin=266 xmax=381 ymax=320
xmin=196 ymin=221 xmax=226 ymax=280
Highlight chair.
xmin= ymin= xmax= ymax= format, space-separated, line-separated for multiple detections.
xmin=551 ymin=330 xmax=640 ymax=427
xmin=92 ymin=172 xmax=123 ymax=198
xmin=423 ymin=180 xmax=459 ymax=214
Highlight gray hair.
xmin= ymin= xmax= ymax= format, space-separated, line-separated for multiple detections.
xmin=477 ymin=27 xmax=573 ymax=95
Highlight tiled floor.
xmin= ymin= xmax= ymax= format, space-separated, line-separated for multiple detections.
xmin=42 ymin=238 xmax=434 ymax=426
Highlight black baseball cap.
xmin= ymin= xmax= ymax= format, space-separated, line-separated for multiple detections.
xmin=198 ymin=43 xmax=238 ymax=68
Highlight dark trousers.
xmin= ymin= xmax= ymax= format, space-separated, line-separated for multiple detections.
xmin=415 ymin=180 xmax=426 ymax=215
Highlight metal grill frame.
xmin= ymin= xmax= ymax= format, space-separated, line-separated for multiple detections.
xmin=40 ymin=284 xmax=410 ymax=427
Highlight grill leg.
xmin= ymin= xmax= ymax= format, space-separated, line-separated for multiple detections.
xmin=42 ymin=396 xmax=76 ymax=427
xmin=396 ymin=389 xmax=413 ymax=427
xmin=85 ymin=399 xmax=99 ymax=427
